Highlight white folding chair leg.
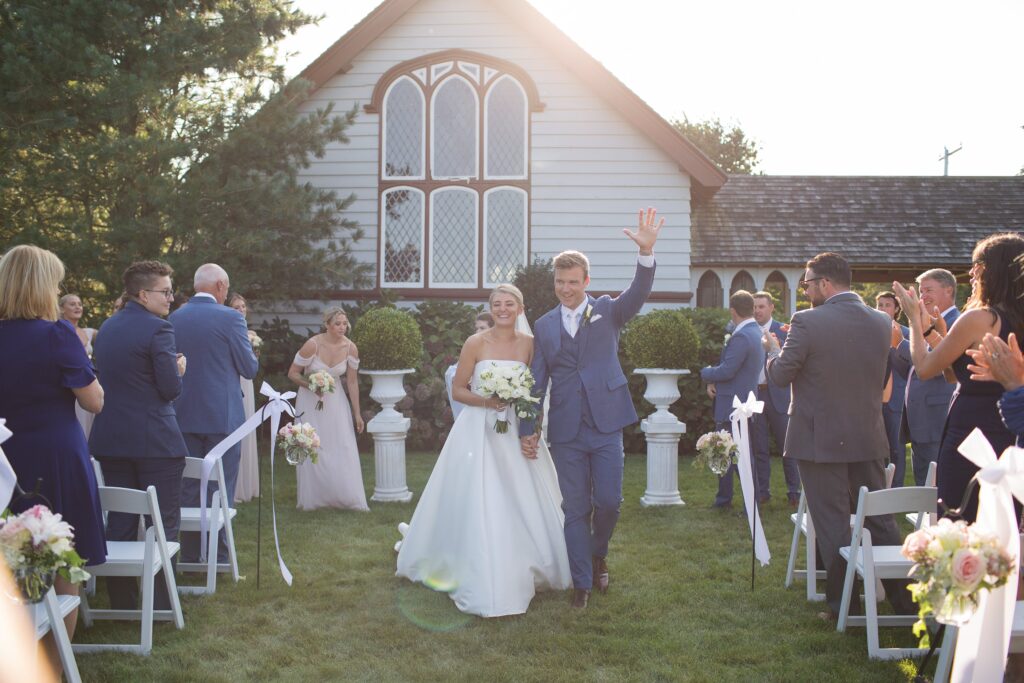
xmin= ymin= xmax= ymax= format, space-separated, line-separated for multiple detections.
xmin=43 ymin=589 xmax=82 ymax=683
xmin=805 ymin=519 xmax=825 ymax=602
xmin=785 ymin=511 xmax=801 ymax=588
xmin=933 ymin=624 xmax=958 ymax=683
xmin=223 ymin=507 xmax=239 ymax=583
xmin=140 ymin=528 xmax=155 ymax=655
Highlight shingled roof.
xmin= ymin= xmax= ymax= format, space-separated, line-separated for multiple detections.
xmin=691 ymin=176 xmax=1024 ymax=268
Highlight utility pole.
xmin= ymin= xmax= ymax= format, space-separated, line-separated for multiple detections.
xmin=938 ymin=144 xmax=962 ymax=176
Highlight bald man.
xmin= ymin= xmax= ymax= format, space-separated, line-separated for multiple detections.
xmin=170 ymin=264 xmax=258 ymax=561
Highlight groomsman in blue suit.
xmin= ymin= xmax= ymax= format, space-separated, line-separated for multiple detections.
xmin=170 ymin=263 xmax=258 ymax=560
xmin=519 ymin=208 xmax=662 ymax=609
xmin=751 ymin=291 xmax=800 ymax=506
xmin=701 ymin=290 xmax=765 ymax=509
xmin=891 ymin=269 xmax=959 ymax=485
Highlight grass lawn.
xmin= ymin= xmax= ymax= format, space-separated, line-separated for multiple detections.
xmin=74 ymin=448 xmax=926 ymax=682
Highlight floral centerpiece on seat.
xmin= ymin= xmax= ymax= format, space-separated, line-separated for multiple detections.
xmin=278 ymin=421 xmax=321 ymax=466
xmin=0 ymin=505 xmax=89 ymax=603
xmin=694 ymin=430 xmax=737 ymax=476
xmin=901 ymin=518 xmax=1014 ymax=643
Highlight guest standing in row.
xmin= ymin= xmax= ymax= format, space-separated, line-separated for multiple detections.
xmin=60 ymin=293 xmax=98 ymax=439
xmin=766 ymin=252 xmax=912 ymax=619
xmin=227 ymin=292 xmax=259 ymax=503
xmin=0 ymin=245 xmax=106 ymax=645
xmin=875 ymin=291 xmax=910 ymax=486
xmin=701 ymin=290 xmax=764 ymax=509
xmin=90 ymin=260 xmax=187 ymax=611
xmin=892 ymin=269 xmax=959 ymax=485
xmin=894 ymin=232 xmax=1024 ymax=521
xmin=288 ymin=307 xmax=368 ymax=511
xmin=171 ymin=264 xmax=258 ymax=561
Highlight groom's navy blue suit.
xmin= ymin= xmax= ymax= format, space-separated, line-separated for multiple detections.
xmin=520 ymin=260 xmax=654 ymax=590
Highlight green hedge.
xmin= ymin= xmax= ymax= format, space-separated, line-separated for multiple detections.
xmin=348 ymin=307 xmax=423 ymax=370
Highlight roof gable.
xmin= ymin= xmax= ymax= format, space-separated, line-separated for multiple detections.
xmin=297 ymin=0 xmax=727 ymax=196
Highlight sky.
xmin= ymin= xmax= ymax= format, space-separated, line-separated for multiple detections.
xmin=281 ymin=0 xmax=1023 ymax=176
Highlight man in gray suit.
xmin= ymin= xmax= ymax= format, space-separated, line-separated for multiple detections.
xmin=766 ymin=252 xmax=912 ymax=618
xmin=891 ymin=268 xmax=959 ymax=485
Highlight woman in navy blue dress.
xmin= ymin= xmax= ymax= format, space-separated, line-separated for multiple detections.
xmin=0 ymin=245 xmax=106 ymax=640
xmin=895 ymin=232 xmax=1024 ymax=521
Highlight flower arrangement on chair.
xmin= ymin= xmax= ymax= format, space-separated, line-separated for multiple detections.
xmin=277 ymin=421 xmax=321 ymax=466
xmin=694 ymin=430 xmax=737 ymax=476
xmin=901 ymin=518 xmax=1014 ymax=643
xmin=0 ymin=505 xmax=89 ymax=603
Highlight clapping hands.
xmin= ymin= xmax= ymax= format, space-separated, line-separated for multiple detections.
xmin=966 ymin=333 xmax=1024 ymax=391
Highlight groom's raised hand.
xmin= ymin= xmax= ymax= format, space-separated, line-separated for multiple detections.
xmin=520 ymin=434 xmax=539 ymax=460
xmin=623 ymin=207 xmax=664 ymax=256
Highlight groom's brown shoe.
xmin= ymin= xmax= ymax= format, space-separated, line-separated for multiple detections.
xmin=571 ymin=588 xmax=590 ymax=609
xmin=593 ymin=556 xmax=609 ymax=594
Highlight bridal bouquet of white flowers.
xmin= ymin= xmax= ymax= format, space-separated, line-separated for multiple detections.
xmin=0 ymin=505 xmax=89 ymax=603
xmin=476 ymin=363 xmax=541 ymax=434
xmin=307 ymin=370 xmax=335 ymax=411
xmin=277 ymin=421 xmax=321 ymax=465
xmin=900 ymin=517 xmax=1014 ymax=642
xmin=247 ymin=329 xmax=264 ymax=353
xmin=694 ymin=430 xmax=737 ymax=476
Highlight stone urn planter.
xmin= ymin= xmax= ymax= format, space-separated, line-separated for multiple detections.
xmin=621 ymin=310 xmax=700 ymax=508
xmin=350 ymin=307 xmax=424 ymax=503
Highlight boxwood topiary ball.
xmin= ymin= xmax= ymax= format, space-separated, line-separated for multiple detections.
xmin=350 ymin=307 xmax=423 ymax=370
xmin=622 ymin=309 xmax=700 ymax=370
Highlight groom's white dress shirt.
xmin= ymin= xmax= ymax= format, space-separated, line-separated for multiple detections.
xmin=560 ymin=254 xmax=655 ymax=338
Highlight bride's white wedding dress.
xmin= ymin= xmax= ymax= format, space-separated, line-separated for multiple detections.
xmin=396 ymin=359 xmax=571 ymax=617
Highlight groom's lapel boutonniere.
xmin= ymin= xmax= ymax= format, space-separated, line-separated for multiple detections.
xmin=582 ymin=303 xmax=599 ymax=327
xmin=723 ymin=333 xmax=732 ymax=344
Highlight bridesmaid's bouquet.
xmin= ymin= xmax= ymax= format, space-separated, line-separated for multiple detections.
xmin=901 ymin=518 xmax=1014 ymax=642
xmin=307 ymin=370 xmax=335 ymax=411
xmin=694 ymin=430 xmax=737 ymax=475
xmin=477 ymin=363 xmax=541 ymax=434
xmin=277 ymin=421 xmax=321 ymax=466
xmin=0 ymin=505 xmax=89 ymax=603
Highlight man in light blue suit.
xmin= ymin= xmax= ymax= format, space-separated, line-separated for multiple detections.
xmin=700 ymin=291 xmax=765 ymax=509
xmin=519 ymin=208 xmax=662 ymax=609
xmin=891 ymin=269 xmax=959 ymax=485
xmin=170 ymin=263 xmax=258 ymax=560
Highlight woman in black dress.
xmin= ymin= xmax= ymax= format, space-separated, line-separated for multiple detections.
xmin=894 ymin=232 xmax=1024 ymax=521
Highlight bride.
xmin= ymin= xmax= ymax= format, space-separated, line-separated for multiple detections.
xmin=396 ymin=284 xmax=571 ymax=617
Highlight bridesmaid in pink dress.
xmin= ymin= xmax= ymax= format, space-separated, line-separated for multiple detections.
xmin=287 ymin=307 xmax=369 ymax=511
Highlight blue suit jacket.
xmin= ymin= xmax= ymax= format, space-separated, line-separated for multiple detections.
xmin=521 ymin=261 xmax=655 ymax=442
xmin=1000 ymin=386 xmax=1024 ymax=447
xmin=168 ymin=296 xmax=258 ymax=435
xmin=763 ymin=319 xmax=789 ymax=410
xmin=701 ymin=320 xmax=765 ymax=423
xmin=89 ymin=302 xmax=187 ymax=460
xmin=892 ymin=308 xmax=959 ymax=442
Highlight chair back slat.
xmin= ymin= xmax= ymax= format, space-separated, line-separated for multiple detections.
xmin=98 ymin=486 xmax=153 ymax=516
xmin=861 ymin=486 xmax=937 ymax=517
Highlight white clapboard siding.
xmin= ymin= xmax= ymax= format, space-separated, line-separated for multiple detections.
xmin=294 ymin=0 xmax=694 ymax=298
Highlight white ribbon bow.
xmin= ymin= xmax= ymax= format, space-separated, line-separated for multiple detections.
xmin=729 ymin=392 xmax=770 ymax=566
xmin=198 ymin=382 xmax=297 ymax=586
xmin=950 ymin=429 xmax=1024 ymax=683
xmin=0 ymin=418 xmax=16 ymax=509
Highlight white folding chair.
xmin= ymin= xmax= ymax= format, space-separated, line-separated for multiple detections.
xmin=29 ymin=588 xmax=82 ymax=683
xmin=74 ymin=485 xmax=184 ymax=655
xmin=905 ymin=460 xmax=937 ymax=529
xmin=785 ymin=463 xmax=895 ymax=601
xmin=837 ymin=485 xmax=938 ymax=660
xmin=177 ymin=456 xmax=239 ymax=594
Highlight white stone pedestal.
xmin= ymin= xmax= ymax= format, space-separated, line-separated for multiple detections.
xmin=640 ymin=418 xmax=686 ymax=507
xmin=367 ymin=415 xmax=413 ymax=503
xmin=635 ymin=369 xmax=689 ymax=507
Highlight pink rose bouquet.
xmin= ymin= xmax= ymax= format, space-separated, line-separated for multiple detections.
xmin=900 ymin=518 xmax=1014 ymax=642
xmin=277 ymin=421 xmax=321 ymax=466
xmin=306 ymin=370 xmax=335 ymax=411
xmin=0 ymin=505 xmax=90 ymax=602
xmin=694 ymin=430 xmax=737 ymax=476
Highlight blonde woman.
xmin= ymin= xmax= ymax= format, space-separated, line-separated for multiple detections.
xmin=60 ymin=293 xmax=98 ymax=439
xmin=287 ymin=307 xmax=368 ymax=511
xmin=0 ymin=245 xmax=105 ymax=653
xmin=227 ymin=293 xmax=258 ymax=503
xmin=396 ymin=284 xmax=571 ymax=617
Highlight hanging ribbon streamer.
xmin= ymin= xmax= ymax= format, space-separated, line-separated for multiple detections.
xmin=951 ymin=429 xmax=1024 ymax=682
xmin=198 ymin=382 xmax=296 ymax=586
xmin=0 ymin=418 xmax=16 ymax=509
xmin=729 ymin=391 xmax=771 ymax=566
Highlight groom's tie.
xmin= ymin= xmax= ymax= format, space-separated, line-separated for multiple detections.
xmin=567 ymin=311 xmax=581 ymax=337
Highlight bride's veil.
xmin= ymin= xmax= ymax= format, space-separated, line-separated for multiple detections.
xmin=515 ymin=312 xmax=533 ymax=337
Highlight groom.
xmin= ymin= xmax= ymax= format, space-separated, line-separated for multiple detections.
xmin=520 ymin=208 xmax=662 ymax=609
